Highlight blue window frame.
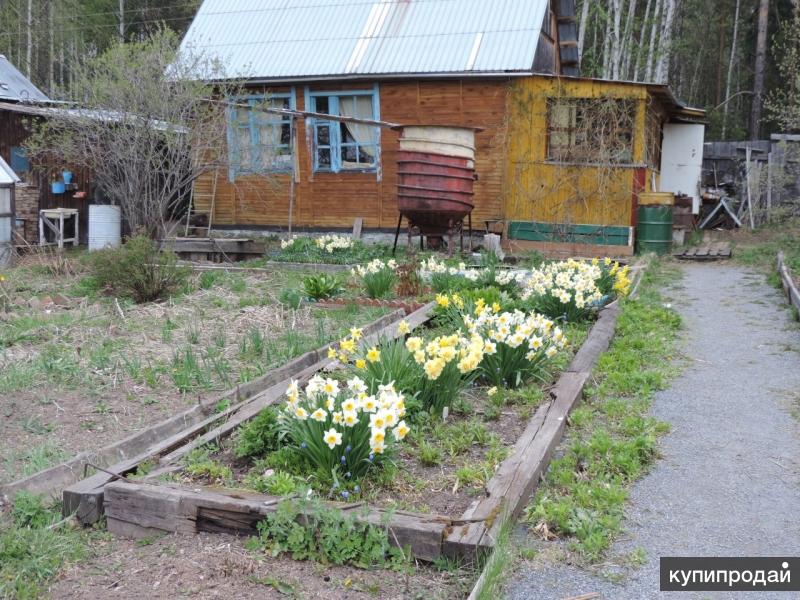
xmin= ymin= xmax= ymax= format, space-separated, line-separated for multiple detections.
xmin=227 ymin=90 xmax=295 ymax=180
xmin=307 ymin=86 xmax=380 ymax=173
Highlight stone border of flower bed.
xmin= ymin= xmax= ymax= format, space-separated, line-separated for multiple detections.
xmin=777 ymin=252 xmax=800 ymax=315
xmin=89 ymin=297 xmax=623 ymax=563
xmin=59 ymin=305 xmax=433 ymax=525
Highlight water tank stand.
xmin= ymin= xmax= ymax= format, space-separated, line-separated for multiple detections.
xmin=392 ymin=213 xmax=472 ymax=257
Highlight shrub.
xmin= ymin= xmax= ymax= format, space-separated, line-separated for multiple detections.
xmin=302 ymin=273 xmax=342 ymax=300
xmin=351 ymin=259 xmax=397 ymax=299
xmin=89 ymin=234 xmax=190 ymax=303
xmin=282 ymin=375 xmax=410 ymax=481
xmin=235 ymin=407 xmax=283 ymax=458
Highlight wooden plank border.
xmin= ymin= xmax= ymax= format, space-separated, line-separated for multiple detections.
xmin=444 ymin=302 xmax=621 ymax=561
xmin=97 ymin=294 xmax=624 ymax=564
xmin=103 ymin=481 xmax=451 ymax=562
xmin=777 ymin=252 xmax=800 ymax=315
xmin=61 ymin=304 xmax=434 ymax=524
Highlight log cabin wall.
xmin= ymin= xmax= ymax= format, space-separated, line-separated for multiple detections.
xmin=193 ymin=78 xmax=512 ymax=231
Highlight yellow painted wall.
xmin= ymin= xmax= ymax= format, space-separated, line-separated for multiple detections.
xmin=504 ymin=77 xmax=652 ymax=228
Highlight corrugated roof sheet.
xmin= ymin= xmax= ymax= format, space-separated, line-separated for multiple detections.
xmin=0 ymin=155 xmax=20 ymax=186
xmin=0 ymin=55 xmax=49 ymax=102
xmin=179 ymin=0 xmax=548 ymax=79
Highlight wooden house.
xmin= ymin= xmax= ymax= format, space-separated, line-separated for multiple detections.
xmin=0 ymin=55 xmax=94 ymax=245
xmin=181 ymin=0 xmax=705 ymax=256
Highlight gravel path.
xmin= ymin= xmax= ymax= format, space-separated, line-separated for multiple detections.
xmin=507 ymin=263 xmax=800 ymax=600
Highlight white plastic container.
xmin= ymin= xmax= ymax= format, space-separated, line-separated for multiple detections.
xmin=88 ymin=204 xmax=122 ymax=251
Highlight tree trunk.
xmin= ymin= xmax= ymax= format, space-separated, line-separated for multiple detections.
xmin=634 ymin=0 xmax=653 ymax=81
xmin=611 ymin=0 xmax=624 ymax=79
xmin=645 ymin=0 xmax=662 ymax=81
xmin=602 ymin=5 xmax=613 ymax=78
xmin=26 ymin=0 xmax=33 ymax=78
xmin=655 ymin=0 xmax=677 ymax=83
xmin=722 ymin=0 xmax=741 ymax=139
xmin=715 ymin=12 xmax=725 ymax=105
xmin=578 ymin=0 xmax=591 ymax=64
xmin=749 ymin=0 xmax=769 ymax=140
xmin=621 ymin=0 xmax=638 ymax=79
xmin=119 ymin=0 xmax=125 ymax=41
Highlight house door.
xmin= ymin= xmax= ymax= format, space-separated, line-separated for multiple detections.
xmin=660 ymin=123 xmax=705 ymax=214
xmin=0 ymin=187 xmax=12 ymax=267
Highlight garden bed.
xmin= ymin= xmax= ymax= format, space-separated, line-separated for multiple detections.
xmin=97 ymin=301 xmax=619 ymax=562
xmin=0 ymin=254 xmax=394 ymax=488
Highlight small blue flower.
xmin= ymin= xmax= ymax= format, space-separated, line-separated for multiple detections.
xmin=341 ymin=490 xmax=350 ymax=499
xmin=340 ymin=456 xmax=347 ymax=464
xmin=345 ymin=445 xmax=352 ymax=454
xmin=368 ymin=453 xmax=374 ymax=462
xmin=332 ymin=481 xmax=339 ymax=489
xmin=353 ymin=485 xmax=361 ymax=493
xmin=300 ymin=442 xmax=307 ymax=449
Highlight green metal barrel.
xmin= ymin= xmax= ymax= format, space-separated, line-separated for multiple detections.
xmin=636 ymin=205 xmax=674 ymax=255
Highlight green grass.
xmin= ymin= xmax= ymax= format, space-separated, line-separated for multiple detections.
xmin=733 ymin=219 xmax=800 ymax=286
xmin=524 ymin=260 xmax=682 ymax=562
xmin=0 ymin=493 xmax=90 ymax=599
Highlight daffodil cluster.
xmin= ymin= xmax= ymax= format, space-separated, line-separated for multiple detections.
xmin=280 ymin=235 xmax=298 ymax=249
xmin=520 ymin=259 xmax=607 ymax=321
xmin=420 ymin=257 xmax=477 ymax=279
xmin=314 ymin=234 xmax=354 ymax=253
xmin=403 ymin=332 xmax=484 ymax=414
xmin=350 ymin=258 xmax=398 ymax=278
xmin=592 ymin=257 xmax=632 ymax=297
xmin=463 ymin=307 xmax=567 ymax=387
xmin=284 ymin=375 xmax=410 ymax=479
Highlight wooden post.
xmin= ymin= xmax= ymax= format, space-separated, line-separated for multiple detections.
xmin=766 ymin=151 xmax=773 ymax=224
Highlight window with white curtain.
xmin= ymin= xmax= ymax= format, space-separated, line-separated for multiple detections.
xmin=309 ymin=89 xmax=379 ymax=173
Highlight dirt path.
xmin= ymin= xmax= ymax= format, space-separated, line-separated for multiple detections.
xmin=507 ymin=263 xmax=800 ymax=599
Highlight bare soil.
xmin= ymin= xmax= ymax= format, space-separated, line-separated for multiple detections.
xmin=0 ymin=256 xmax=388 ymax=484
xmin=50 ymin=531 xmax=473 ymax=599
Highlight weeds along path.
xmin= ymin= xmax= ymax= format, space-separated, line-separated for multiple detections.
xmin=507 ymin=263 xmax=800 ymax=599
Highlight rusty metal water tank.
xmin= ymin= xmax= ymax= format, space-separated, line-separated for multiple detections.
xmin=396 ymin=126 xmax=478 ymax=235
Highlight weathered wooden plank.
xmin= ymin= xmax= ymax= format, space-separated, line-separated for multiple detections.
xmin=105 ymin=481 xmax=449 ymax=561
xmin=159 ymin=239 xmax=266 ymax=255
xmin=778 ymin=252 xmax=800 ymax=314
xmin=695 ymin=245 xmax=710 ymax=257
xmin=61 ymin=309 xmax=407 ymax=522
xmin=567 ymin=301 xmax=620 ymax=373
xmin=446 ymin=301 xmax=621 ymax=558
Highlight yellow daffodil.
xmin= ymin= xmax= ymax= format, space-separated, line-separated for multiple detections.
xmin=327 ymin=347 xmax=337 ymax=359
xmin=332 ymin=411 xmax=343 ymax=424
xmin=355 ymin=358 xmax=367 ymax=369
xmin=294 ymin=407 xmax=308 ymax=420
xmin=366 ymin=347 xmax=381 ymax=363
xmin=487 ymin=387 xmax=498 ymax=397
xmin=311 ymin=408 xmax=328 ymax=422
xmin=349 ymin=327 xmax=363 ymax=340
xmin=340 ymin=338 xmax=356 ymax=353
xmin=406 ymin=337 xmax=423 ymax=352
xmin=435 ymin=293 xmax=450 ymax=308
xmin=397 ymin=320 xmax=411 ymax=335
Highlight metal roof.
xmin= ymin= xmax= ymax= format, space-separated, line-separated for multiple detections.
xmin=0 ymin=55 xmax=49 ymax=102
xmin=0 ymin=155 xmax=20 ymax=186
xmin=179 ymin=0 xmax=549 ymax=80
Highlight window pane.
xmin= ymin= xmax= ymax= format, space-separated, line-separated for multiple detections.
xmin=316 ymin=123 xmax=330 ymax=145
xmin=315 ymin=96 xmax=329 ymax=114
xmin=317 ymin=148 xmax=331 ymax=168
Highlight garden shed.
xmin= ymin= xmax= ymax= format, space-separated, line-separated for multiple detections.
xmin=181 ymin=0 xmax=705 ymax=256
xmin=0 ymin=55 xmax=95 ymax=245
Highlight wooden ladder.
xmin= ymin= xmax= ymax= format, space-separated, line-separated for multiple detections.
xmin=185 ymin=170 xmax=218 ymax=237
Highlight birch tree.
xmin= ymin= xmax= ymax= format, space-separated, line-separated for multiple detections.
xmin=749 ymin=0 xmax=770 ymax=139
xmin=722 ymin=0 xmax=742 ymax=138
